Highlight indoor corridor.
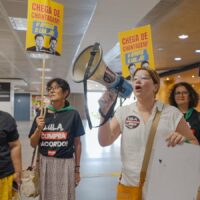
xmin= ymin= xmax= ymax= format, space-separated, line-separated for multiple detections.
xmin=18 ymin=120 xmax=121 ymax=200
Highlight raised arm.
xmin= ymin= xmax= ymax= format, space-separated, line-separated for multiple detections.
xmin=98 ymin=115 xmax=121 ymax=146
xmin=98 ymin=90 xmax=121 ymax=146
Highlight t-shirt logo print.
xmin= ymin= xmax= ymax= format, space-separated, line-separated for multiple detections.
xmin=125 ymin=115 xmax=140 ymax=129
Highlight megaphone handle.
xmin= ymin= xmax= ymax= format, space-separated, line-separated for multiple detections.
xmin=83 ymin=74 xmax=118 ymax=129
xmin=115 ymin=76 xmax=124 ymax=91
xmin=83 ymin=77 xmax=93 ymax=129
xmin=83 ymin=43 xmax=101 ymax=129
xmin=98 ymin=93 xmax=118 ymax=127
xmin=84 ymin=42 xmax=100 ymax=80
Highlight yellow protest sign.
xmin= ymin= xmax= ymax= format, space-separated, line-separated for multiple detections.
xmin=118 ymin=25 xmax=155 ymax=78
xmin=26 ymin=0 xmax=64 ymax=56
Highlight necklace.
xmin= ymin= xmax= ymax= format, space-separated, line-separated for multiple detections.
xmin=184 ymin=107 xmax=193 ymax=120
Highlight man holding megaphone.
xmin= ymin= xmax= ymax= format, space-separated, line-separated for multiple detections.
xmin=98 ymin=67 xmax=198 ymax=200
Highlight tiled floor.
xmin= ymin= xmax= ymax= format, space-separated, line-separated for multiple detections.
xmin=17 ymin=120 xmax=121 ymax=200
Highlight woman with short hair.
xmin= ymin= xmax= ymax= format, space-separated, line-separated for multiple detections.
xmin=98 ymin=68 xmax=198 ymax=200
xmin=29 ymin=78 xmax=85 ymax=200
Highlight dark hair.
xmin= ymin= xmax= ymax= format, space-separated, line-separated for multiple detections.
xmin=35 ymin=33 xmax=44 ymax=40
xmin=47 ymin=78 xmax=70 ymax=106
xmin=128 ymin=63 xmax=136 ymax=70
xmin=169 ymin=82 xmax=199 ymax=108
xmin=141 ymin=60 xmax=149 ymax=67
xmin=49 ymin=36 xmax=57 ymax=43
xmin=132 ymin=68 xmax=160 ymax=94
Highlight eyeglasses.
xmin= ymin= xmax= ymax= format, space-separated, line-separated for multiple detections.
xmin=46 ymin=85 xmax=60 ymax=92
xmin=175 ymin=91 xmax=189 ymax=96
xmin=132 ymin=75 xmax=151 ymax=81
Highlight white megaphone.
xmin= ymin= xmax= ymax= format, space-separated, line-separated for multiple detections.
xmin=72 ymin=43 xmax=133 ymax=98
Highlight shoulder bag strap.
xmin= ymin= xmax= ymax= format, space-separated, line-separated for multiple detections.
xmin=30 ymin=147 xmax=36 ymax=168
xmin=30 ymin=146 xmax=39 ymax=168
xmin=140 ymin=105 xmax=163 ymax=186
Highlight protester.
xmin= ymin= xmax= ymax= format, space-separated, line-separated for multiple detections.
xmin=0 ymin=111 xmax=22 ymax=200
xmin=98 ymin=68 xmax=198 ymax=199
xmin=169 ymin=81 xmax=200 ymax=200
xmin=169 ymin=82 xmax=200 ymax=144
xmin=29 ymin=78 xmax=85 ymax=200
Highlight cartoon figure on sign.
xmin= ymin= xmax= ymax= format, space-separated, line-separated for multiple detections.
xmin=141 ymin=60 xmax=149 ymax=69
xmin=27 ymin=33 xmax=48 ymax=52
xmin=126 ymin=63 xmax=136 ymax=80
xmin=47 ymin=36 xmax=60 ymax=56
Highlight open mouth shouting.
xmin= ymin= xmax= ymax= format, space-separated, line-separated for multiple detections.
xmin=135 ymin=85 xmax=142 ymax=91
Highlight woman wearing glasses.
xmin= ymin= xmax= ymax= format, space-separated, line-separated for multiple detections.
xmin=169 ymin=82 xmax=200 ymax=144
xmin=98 ymin=68 xmax=198 ymax=200
xmin=169 ymin=81 xmax=200 ymax=200
xmin=29 ymin=78 xmax=85 ymax=200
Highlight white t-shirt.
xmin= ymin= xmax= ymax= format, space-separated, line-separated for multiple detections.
xmin=115 ymin=100 xmax=183 ymax=186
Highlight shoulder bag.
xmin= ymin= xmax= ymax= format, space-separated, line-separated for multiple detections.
xmin=117 ymin=107 xmax=163 ymax=200
xmin=21 ymin=146 xmax=40 ymax=198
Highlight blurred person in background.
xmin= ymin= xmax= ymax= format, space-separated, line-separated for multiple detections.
xmin=169 ymin=81 xmax=200 ymax=200
xmin=0 ymin=111 xmax=22 ymax=200
xmin=169 ymin=82 xmax=200 ymax=144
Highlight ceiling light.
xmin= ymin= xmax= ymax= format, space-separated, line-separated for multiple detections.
xmin=178 ymin=34 xmax=188 ymax=39
xmin=40 ymin=76 xmax=52 ymax=80
xmin=14 ymin=87 xmax=21 ymax=90
xmin=36 ymin=68 xmax=51 ymax=72
xmin=9 ymin=17 xmax=27 ymax=31
xmin=174 ymin=57 xmax=182 ymax=61
xmin=166 ymin=77 xmax=170 ymax=81
xmin=192 ymin=75 xmax=195 ymax=78
xmin=195 ymin=49 xmax=200 ymax=53
xmin=177 ymin=75 xmax=181 ymax=78
xmin=31 ymin=81 xmax=41 ymax=84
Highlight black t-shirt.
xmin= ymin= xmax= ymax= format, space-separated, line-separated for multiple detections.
xmin=29 ymin=109 xmax=85 ymax=158
xmin=0 ymin=111 xmax=19 ymax=178
xmin=184 ymin=109 xmax=200 ymax=144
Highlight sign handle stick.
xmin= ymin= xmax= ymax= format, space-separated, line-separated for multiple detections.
xmin=40 ymin=57 xmax=46 ymax=117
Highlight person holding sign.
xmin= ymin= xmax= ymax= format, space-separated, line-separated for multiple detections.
xmin=98 ymin=67 xmax=198 ymax=200
xmin=29 ymin=78 xmax=85 ymax=200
